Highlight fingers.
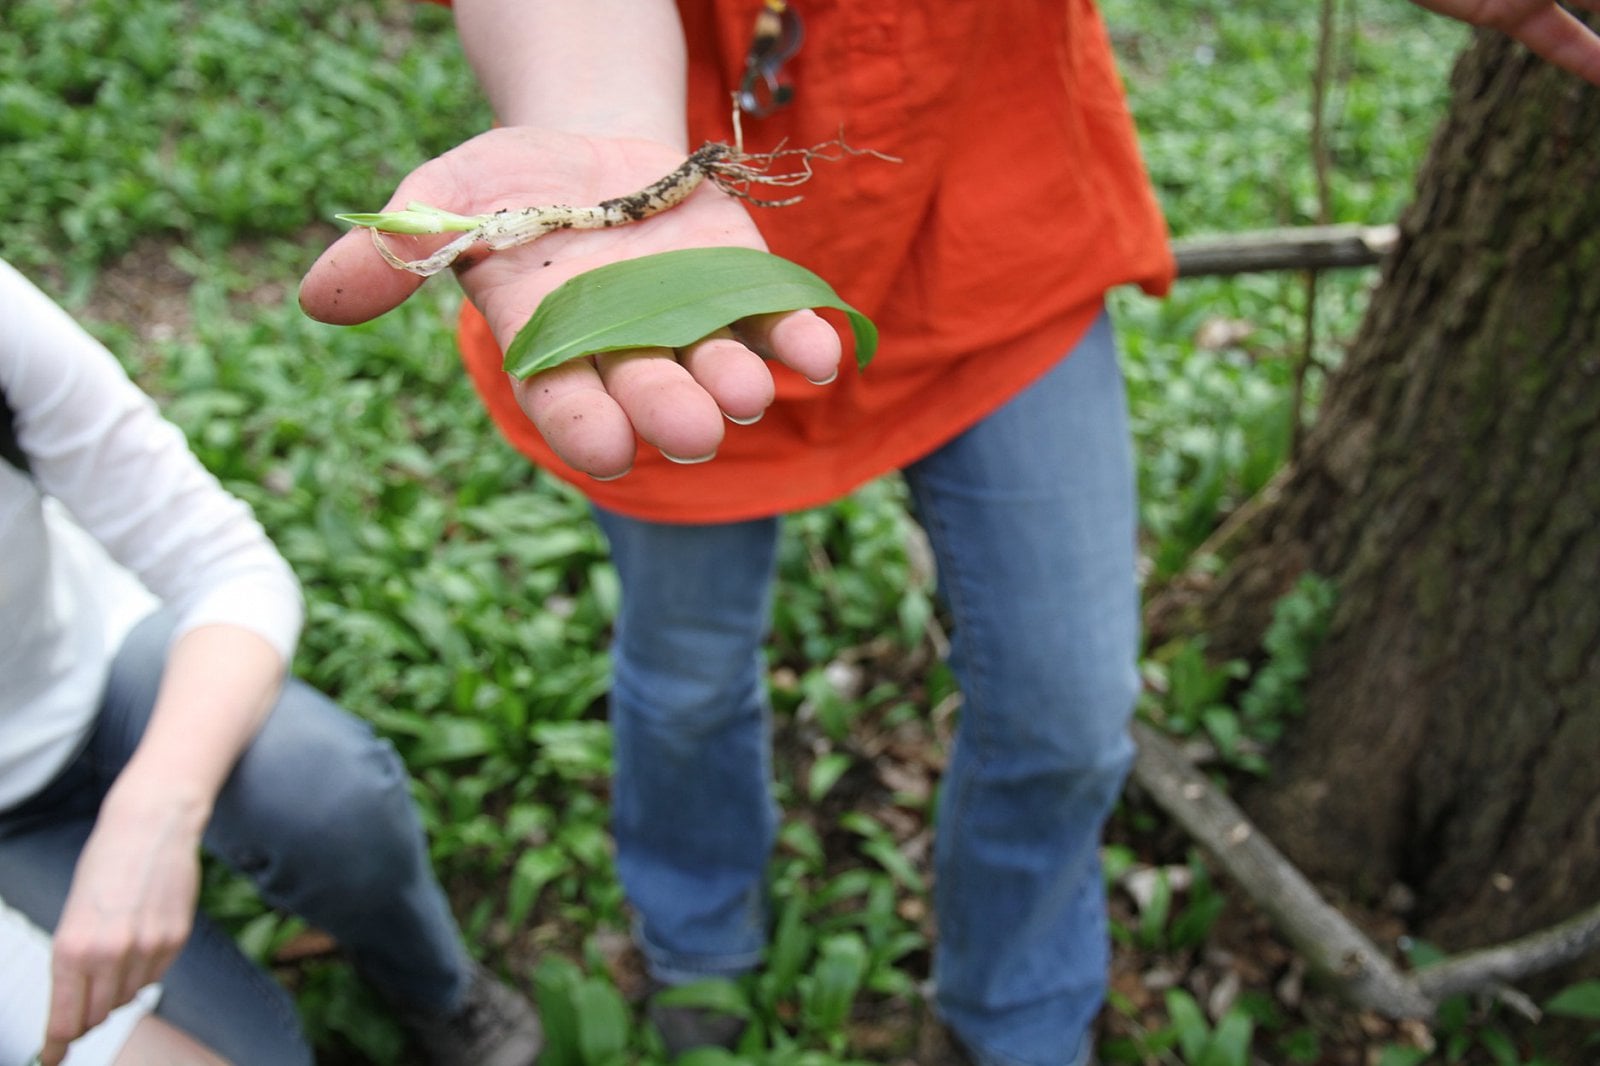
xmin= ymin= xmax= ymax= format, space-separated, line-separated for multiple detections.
xmin=512 ymin=347 xmax=735 ymax=480
xmin=1420 ymin=0 xmax=1600 ymax=86
xmin=732 ymin=309 xmax=844 ymax=385
xmin=1508 ymin=4 xmax=1600 ymax=84
xmin=45 ymin=935 xmax=163 ymax=1064
xmin=595 ymin=348 xmax=725 ymax=464
xmin=43 ymin=882 xmax=192 ymax=1064
xmin=514 ymin=347 xmax=730 ymax=477
xmin=513 ymin=315 xmax=845 ymax=479
xmin=512 ymin=359 xmax=640 ymax=479
xmin=80 ymin=951 xmax=131 ymax=1041
xmin=679 ymin=330 xmax=775 ymax=425
xmin=40 ymin=967 xmax=86 ymax=1066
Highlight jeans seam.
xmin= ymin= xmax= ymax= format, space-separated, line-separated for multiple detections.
xmin=908 ymin=475 xmax=998 ymax=785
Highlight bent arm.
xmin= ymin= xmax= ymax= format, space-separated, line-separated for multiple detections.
xmin=41 ymin=624 xmax=282 ymax=1064
xmin=302 ymin=2 xmax=842 ymax=478
xmin=1 ymin=260 xmax=300 ymax=1063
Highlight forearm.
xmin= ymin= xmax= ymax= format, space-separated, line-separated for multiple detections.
xmin=101 ymin=624 xmax=284 ymax=834
xmin=452 ymin=0 xmax=689 ymax=146
xmin=40 ymin=626 xmax=281 ymax=1065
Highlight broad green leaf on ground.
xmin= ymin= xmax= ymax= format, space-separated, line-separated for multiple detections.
xmin=650 ymin=978 xmax=754 ymax=1019
xmin=502 ymin=247 xmax=878 ymax=378
xmin=1546 ymin=979 xmax=1600 ymax=1020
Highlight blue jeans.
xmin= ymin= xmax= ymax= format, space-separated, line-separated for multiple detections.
xmin=595 ymin=311 xmax=1138 ymax=1066
xmin=0 ymin=610 xmax=474 ymax=1066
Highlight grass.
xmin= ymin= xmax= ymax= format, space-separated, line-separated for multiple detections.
xmin=1 ymin=0 xmax=1517 ymax=1062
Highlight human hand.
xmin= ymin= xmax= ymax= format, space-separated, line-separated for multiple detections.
xmin=40 ymin=790 xmax=203 ymax=1066
xmin=300 ymin=127 xmax=844 ymax=479
xmin=1410 ymin=0 xmax=1600 ymax=83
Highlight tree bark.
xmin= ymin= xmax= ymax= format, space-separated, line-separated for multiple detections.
xmin=1209 ymin=25 xmax=1600 ymax=956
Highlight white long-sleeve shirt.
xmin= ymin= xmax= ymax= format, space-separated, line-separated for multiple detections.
xmin=0 ymin=258 xmax=303 ymax=811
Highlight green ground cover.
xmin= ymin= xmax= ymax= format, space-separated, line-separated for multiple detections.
xmin=8 ymin=1 xmax=1532 ymax=1062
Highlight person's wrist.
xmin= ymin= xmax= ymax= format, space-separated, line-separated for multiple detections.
xmin=102 ymin=769 xmax=213 ymax=841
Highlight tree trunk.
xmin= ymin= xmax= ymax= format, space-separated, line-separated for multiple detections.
xmin=1210 ymin=25 xmax=1600 ymax=957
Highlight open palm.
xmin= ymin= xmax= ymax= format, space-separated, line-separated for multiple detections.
xmin=301 ymin=127 xmax=841 ymax=478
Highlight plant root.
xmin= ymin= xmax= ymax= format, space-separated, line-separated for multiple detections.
xmin=348 ymin=137 xmax=899 ymax=278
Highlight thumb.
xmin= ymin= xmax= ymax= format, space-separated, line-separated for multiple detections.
xmin=298 ymin=223 xmax=428 ymax=325
xmin=298 ymin=165 xmax=471 ymax=324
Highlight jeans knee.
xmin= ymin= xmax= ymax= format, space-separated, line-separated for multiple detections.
xmin=960 ymin=655 xmax=1139 ymax=778
xmin=613 ymin=659 xmax=763 ymax=751
xmin=213 ymin=705 xmax=424 ymax=889
xmin=298 ymin=741 xmax=422 ymax=881
xmin=612 ymin=611 xmax=766 ymax=732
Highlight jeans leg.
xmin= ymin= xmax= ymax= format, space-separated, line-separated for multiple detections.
xmin=0 ymin=614 xmax=313 ymax=1066
xmin=41 ymin=610 xmax=470 ymax=1016
xmin=194 ymin=688 xmax=474 ymax=1015
xmin=902 ymin=311 xmax=1139 ymax=1066
xmin=592 ymin=507 xmax=781 ymax=983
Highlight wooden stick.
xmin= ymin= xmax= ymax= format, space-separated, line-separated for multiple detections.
xmin=1172 ymin=223 xmax=1399 ymax=278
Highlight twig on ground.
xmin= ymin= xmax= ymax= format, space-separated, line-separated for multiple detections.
xmin=1130 ymin=721 xmax=1436 ymax=1018
xmin=1410 ymin=899 xmax=1600 ymax=1004
xmin=1130 ymin=720 xmax=1600 ymax=1020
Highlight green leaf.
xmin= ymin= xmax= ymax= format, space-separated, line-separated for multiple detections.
xmin=503 ymin=248 xmax=878 ymax=378
xmin=802 ymin=933 xmax=869 ymax=1034
xmin=506 ymin=845 xmax=570 ymax=927
xmin=1198 ymin=1010 xmax=1254 ymax=1066
xmin=1546 ymin=979 xmax=1600 ymax=1020
xmin=405 ymin=716 xmax=498 ymax=766
xmin=860 ymin=837 xmax=926 ymax=893
xmin=1478 ymin=1027 xmax=1518 ymax=1066
xmin=651 ymin=978 xmax=753 ymax=1020
xmin=673 ymin=1051 xmax=744 ymax=1066
xmin=533 ymin=957 xmax=586 ymax=1064
xmin=766 ymin=890 xmax=816 ymax=995
xmin=1139 ymin=869 xmax=1174 ymax=948
xmin=1164 ymin=988 xmax=1209 ymax=1063
xmin=336 ymin=201 xmax=485 ymax=234
xmin=573 ymin=978 xmax=632 ymax=1063
xmin=807 ymin=751 xmax=852 ymax=801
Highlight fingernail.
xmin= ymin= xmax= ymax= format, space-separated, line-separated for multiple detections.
xmin=590 ymin=466 xmax=633 ymax=482
xmin=807 ymin=369 xmax=838 ymax=386
xmin=724 ymin=410 xmax=763 ymax=426
xmin=660 ymin=449 xmax=717 ymax=465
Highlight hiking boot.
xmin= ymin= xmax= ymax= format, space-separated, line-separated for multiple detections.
xmin=645 ymin=981 xmax=748 ymax=1056
xmin=408 ymin=963 xmax=544 ymax=1066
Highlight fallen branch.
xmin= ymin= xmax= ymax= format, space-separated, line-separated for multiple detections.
xmin=1130 ymin=720 xmax=1600 ymax=1020
xmin=1129 ymin=720 xmax=1435 ymax=1018
xmin=1411 ymin=898 xmax=1600 ymax=1003
xmin=1172 ymin=223 xmax=1398 ymax=278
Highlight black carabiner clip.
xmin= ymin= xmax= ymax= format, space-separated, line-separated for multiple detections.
xmin=737 ymin=0 xmax=805 ymax=117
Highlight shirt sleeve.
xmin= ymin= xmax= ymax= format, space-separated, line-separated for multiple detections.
xmin=0 ymin=258 xmax=303 ymax=662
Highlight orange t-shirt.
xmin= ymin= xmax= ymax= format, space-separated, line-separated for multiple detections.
xmin=455 ymin=0 xmax=1174 ymax=522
